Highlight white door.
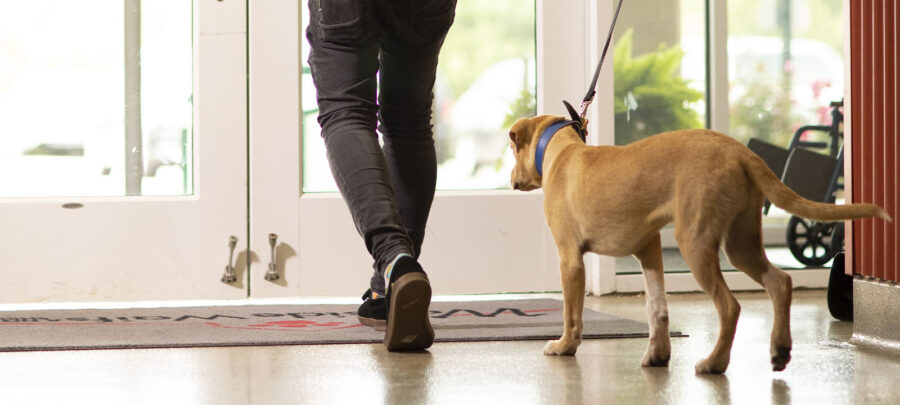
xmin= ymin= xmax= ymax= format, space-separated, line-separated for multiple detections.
xmin=0 ymin=0 xmax=248 ymax=303
xmin=248 ymin=0 xmax=618 ymax=298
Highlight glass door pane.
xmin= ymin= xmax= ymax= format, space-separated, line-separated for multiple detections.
xmin=728 ymin=0 xmax=844 ymax=270
xmin=612 ymin=0 xmax=707 ymax=146
xmin=728 ymin=0 xmax=843 ymax=146
xmin=0 ymin=0 xmax=193 ymax=198
xmin=433 ymin=2 xmax=535 ymax=190
xmin=300 ymin=0 xmax=536 ymax=192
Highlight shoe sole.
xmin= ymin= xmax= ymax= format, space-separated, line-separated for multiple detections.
xmin=358 ymin=315 xmax=386 ymax=332
xmin=384 ymin=272 xmax=434 ymax=351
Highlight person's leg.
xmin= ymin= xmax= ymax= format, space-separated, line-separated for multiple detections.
xmin=377 ymin=39 xmax=440 ymax=262
xmin=375 ymin=0 xmax=457 ymax=351
xmin=377 ymin=0 xmax=457 ymax=264
xmin=306 ymin=0 xmax=414 ymax=296
xmin=362 ymin=1 xmax=458 ymax=296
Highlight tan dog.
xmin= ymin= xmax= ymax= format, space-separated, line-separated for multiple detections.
xmin=509 ymin=115 xmax=891 ymax=374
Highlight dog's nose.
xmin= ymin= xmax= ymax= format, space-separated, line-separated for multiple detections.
xmin=513 ymin=182 xmax=520 ymax=190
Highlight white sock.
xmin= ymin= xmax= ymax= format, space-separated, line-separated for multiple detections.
xmin=384 ymin=253 xmax=412 ymax=289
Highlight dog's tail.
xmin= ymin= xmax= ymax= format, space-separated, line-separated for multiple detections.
xmin=742 ymin=152 xmax=892 ymax=223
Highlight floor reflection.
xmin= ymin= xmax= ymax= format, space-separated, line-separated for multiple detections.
xmin=771 ymin=378 xmax=792 ymax=405
xmin=379 ymin=350 xmax=434 ymax=404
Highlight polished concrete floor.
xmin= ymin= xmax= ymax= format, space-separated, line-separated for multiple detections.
xmin=0 ymin=290 xmax=898 ymax=404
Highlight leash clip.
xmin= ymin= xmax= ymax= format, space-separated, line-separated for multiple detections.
xmin=579 ymin=99 xmax=592 ymax=122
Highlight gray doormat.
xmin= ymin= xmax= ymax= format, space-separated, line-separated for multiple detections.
xmin=0 ymin=299 xmax=683 ymax=352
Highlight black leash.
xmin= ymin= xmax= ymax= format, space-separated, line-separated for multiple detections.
xmin=562 ymin=0 xmax=625 ymax=132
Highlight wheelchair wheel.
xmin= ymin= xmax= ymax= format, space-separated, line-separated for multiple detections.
xmin=786 ymin=216 xmax=836 ymax=266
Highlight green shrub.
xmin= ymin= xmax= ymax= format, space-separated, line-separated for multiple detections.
xmin=613 ymin=29 xmax=703 ymax=145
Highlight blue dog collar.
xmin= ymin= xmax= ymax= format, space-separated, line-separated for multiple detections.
xmin=534 ymin=120 xmax=582 ymax=177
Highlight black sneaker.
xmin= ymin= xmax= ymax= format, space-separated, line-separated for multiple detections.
xmin=357 ymin=289 xmax=386 ymax=331
xmin=384 ymin=257 xmax=434 ymax=351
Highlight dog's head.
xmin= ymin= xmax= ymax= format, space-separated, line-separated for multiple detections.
xmin=508 ymin=115 xmax=561 ymax=191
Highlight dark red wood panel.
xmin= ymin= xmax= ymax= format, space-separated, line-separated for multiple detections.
xmin=849 ymin=0 xmax=900 ymax=282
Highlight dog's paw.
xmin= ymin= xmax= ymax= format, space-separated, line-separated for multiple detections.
xmin=641 ymin=349 xmax=670 ymax=367
xmin=694 ymin=357 xmax=729 ymax=374
xmin=641 ymin=338 xmax=671 ymax=367
xmin=771 ymin=345 xmax=792 ymax=372
xmin=543 ymin=339 xmax=578 ymax=356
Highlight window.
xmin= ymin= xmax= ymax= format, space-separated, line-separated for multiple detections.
xmin=612 ymin=0 xmax=707 ymax=146
xmin=728 ymin=0 xmax=843 ymax=146
xmin=0 ymin=1 xmax=193 ymax=197
xmin=611 ymin=0 xmax=843 ymax=148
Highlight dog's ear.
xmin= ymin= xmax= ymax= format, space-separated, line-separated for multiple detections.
xmin=509 ymin=118 xmax=536 ymax=150
xmin=509 ymin=130 xmax=522 ymax=149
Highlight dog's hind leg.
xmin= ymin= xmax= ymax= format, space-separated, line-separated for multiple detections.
xmin=677 ymin=228 xmax=740 ymax=374
xmin=724 ymin=207 xmax=793 ymax=372
xmin=634 ymin=233 xmax=671 ymax=367
xmin=544 ymin=242 xmax=585 ymax=356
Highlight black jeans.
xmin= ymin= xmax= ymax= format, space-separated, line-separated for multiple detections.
xmin=306 ymin=0 xmax=457 ymax=295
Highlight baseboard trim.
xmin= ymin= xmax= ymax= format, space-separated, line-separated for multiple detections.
xmin=660 ymin=223 xmax=787 ymax=248
xmin=614 ymin=268 xmax=829 ymax=293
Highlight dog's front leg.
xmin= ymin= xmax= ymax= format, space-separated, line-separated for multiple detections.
xmin=544 ymin=244 xmax=585 ymax=356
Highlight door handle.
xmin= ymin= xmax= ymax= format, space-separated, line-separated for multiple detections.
xmin=221 ymin=235 xmax=238 ymax=284
xmin=265 ymin=233 xmax=280 ymax=281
